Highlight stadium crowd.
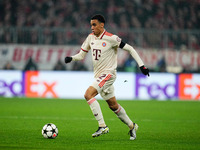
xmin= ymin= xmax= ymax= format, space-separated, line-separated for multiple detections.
xmin=1 ymin=0 xmax=200 ymax=29
xmin=0 ymin=0 xmax=200 ymax=73
xmin=0 ymin=0 xmax=199 ymax=50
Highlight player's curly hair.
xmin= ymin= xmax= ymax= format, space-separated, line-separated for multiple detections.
xmin=91 ymin=14 xmax=105 ymax=24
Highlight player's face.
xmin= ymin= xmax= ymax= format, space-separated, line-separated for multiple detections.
xmin=90 ymin=19 xmax=104 ymax=37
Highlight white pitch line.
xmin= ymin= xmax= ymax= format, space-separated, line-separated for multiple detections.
xmin=0 ymin=116 xmax=95 ymax=121
xmin=0 ymin=116 xmax=199 ymax=123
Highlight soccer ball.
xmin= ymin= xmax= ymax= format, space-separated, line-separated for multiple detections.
xmin=42 ymin=123 xmax=58 ymax=139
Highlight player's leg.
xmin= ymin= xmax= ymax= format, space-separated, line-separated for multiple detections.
xmin=84 ymin=86 xmax=108 ymax=137
xmin=106 ymin=96 xmax=138 ymax=140
xmin=106 ymin=96 xmax=133 ymax=129
xmin=88 ymin=73 xmax=116 ymax=137
xmin=84 ymin=86 xmax=98 ymax=100
xmin=84 ymin=86 xmax=106 ymax=127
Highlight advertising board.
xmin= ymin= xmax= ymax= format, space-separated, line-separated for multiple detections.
xmin=0 ymin=71 xmax=24 ymax=97
xmin=0 ymin=71 xmax=199 ymax=100
xmin=1 ymin=45 xmax=200 ymax=71
xmin=135 ymin=73 xmax=178 ymax=100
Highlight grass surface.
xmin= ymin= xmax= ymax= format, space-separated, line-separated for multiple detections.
xmin=0 ymin=97 xmax=200 ymax=150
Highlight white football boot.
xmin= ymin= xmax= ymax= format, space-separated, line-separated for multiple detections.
xmin=92 ymin=126 xmax=109 ymax=137
xmin=129 ymin=123 xmax=139 ymax=140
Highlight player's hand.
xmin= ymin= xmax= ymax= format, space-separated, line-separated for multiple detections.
xmin=140 ymin=65 xmax=150 ymax=76
xmin=65 ymin=57 xmax=72 ymax=63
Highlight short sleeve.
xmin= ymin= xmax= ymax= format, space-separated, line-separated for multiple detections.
xmin=110 ymin=35 xmax=122 ymax=48
xmin=81 ymin=35 xmax=91 ymax=52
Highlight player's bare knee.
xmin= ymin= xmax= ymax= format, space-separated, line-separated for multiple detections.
xmin=84 ymin=86 xmax=98 ymax=101
xmin=84 ymin=92 xmax=91 ymax=101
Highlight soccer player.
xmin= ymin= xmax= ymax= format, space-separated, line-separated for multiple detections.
xmin=65 ymin=14 xmax=149 ymax=140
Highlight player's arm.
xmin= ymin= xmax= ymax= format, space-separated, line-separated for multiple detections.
xmin=120 ymin=41 xmax=150 ymax=76
xmin=65 ymin=49 xmax=87 ymax=63
xmin=65 ymin=34 xmax=91 ymax=63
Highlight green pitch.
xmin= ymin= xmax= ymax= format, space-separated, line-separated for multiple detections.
xmin=0 ymin=97 xmax=199 ymax=150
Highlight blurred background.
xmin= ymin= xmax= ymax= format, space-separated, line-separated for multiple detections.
xmin=1 ymin=2 xmax=200 ymax=149
xmin=0 ymin=0 xmax=199 ymax=73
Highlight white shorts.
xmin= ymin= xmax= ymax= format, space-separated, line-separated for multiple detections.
xmin=91 ymin=73 xmax=116 ymax=100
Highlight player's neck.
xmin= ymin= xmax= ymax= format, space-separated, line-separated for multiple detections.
xmin=96 ymin=29 xmax=105 ymax=38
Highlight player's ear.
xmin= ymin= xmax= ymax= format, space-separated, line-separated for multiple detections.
xmin=100 ymin=22 xmax=104 ymax=28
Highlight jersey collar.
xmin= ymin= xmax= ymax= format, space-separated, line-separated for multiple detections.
xmin=98 ymin=29 xmax=106 ymax=39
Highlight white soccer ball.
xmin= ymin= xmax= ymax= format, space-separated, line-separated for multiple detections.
xmin=42 ymin=123 xmax=58 ymax=139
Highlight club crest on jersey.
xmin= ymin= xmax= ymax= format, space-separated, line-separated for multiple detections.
xmin=116 ymin=37 xmax=121 ymax=42
xmin=102 ymin=42 xmax=106 ymax=47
